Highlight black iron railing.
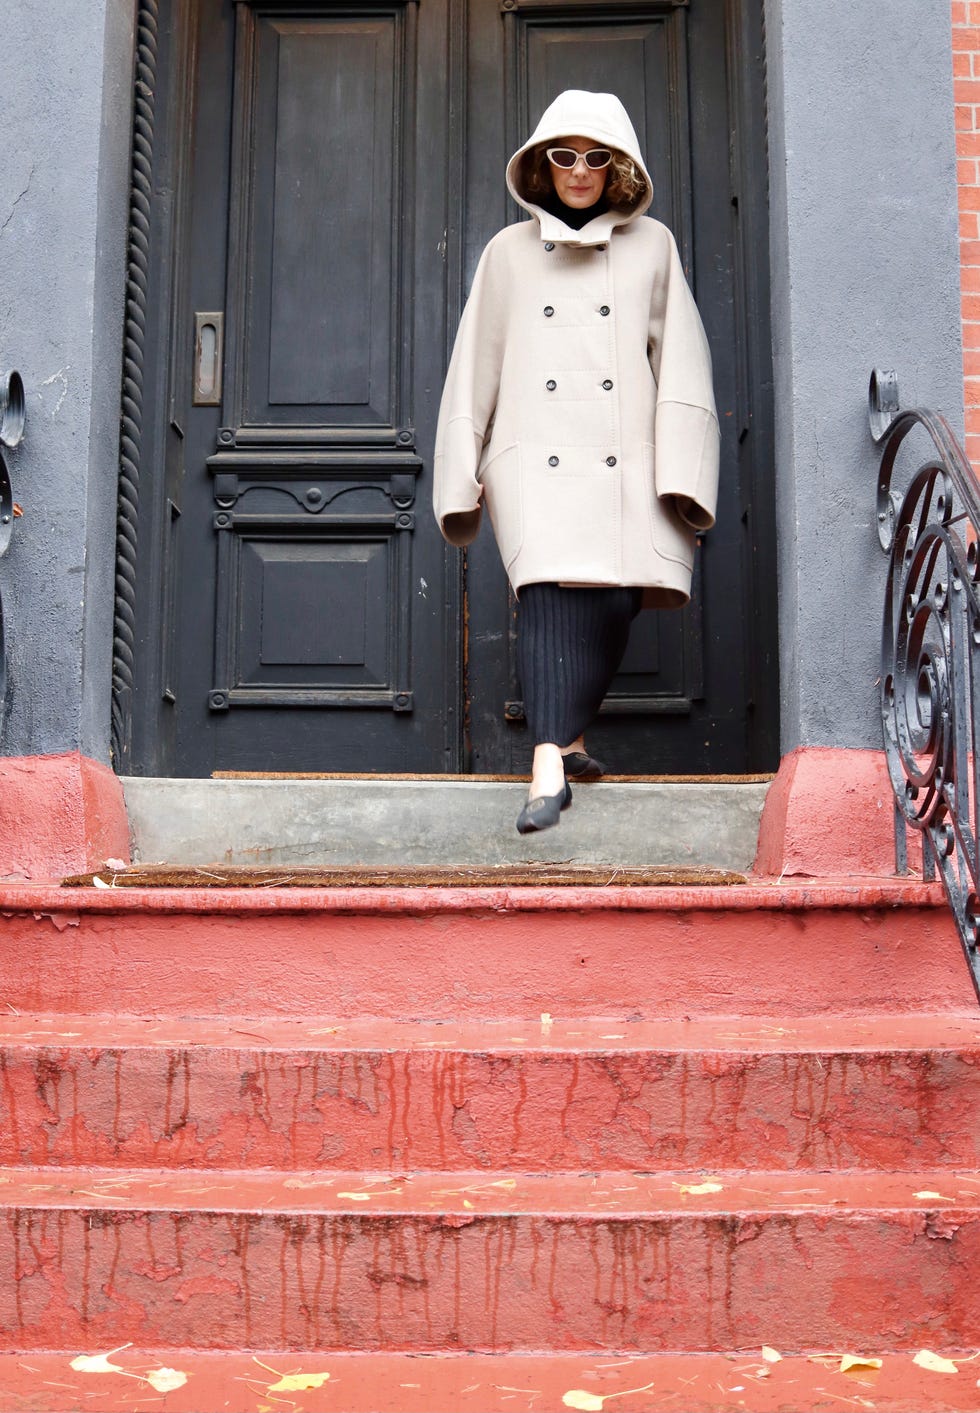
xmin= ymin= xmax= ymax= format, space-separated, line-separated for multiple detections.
xmin=870 ymin=367 xmax=980 ymax=1000
xmin=0 ymin=370 xmax=25 ymax=741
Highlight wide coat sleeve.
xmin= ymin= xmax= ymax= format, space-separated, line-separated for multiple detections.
xmin=648 ymin=229 xmax=720 ymax=533
xmin=432 ymin=238 xmax=508 ymax=547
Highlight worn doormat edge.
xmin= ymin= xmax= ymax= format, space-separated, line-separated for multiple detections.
xmin=62 ymin=864 xmax=748 ymax=890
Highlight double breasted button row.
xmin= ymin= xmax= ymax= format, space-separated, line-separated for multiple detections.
xmin=544 ymin=378 xmax=614 ymax=392
xmin=542 ymin=304 xmax=612 ymax=317
xmin=546 ymin=454 xmax=619 ymax=468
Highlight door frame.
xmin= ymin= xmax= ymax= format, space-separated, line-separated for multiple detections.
xmin=111 ymin=0 xmax=778 ymax=776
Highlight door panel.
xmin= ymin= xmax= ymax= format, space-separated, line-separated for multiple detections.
xmin=132 ymin=0 xmax=774 ymax=776
xmin=238 ymin=13 xmax=400 ymax=428
xmin=170 ymin=0 xmax=455 ymax=774
xmin=464 ymin=0 xmax=736 ymax=773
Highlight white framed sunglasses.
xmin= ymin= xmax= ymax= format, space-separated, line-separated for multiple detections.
xmin=546 ymin=146 xmax=613 ymax=170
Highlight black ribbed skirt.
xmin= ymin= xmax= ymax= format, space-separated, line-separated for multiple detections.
xmin=516 ymin=582 xmax=642 ymax=747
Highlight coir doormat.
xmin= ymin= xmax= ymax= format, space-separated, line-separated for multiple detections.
xmin=61 ymin=863 xmax=747 ymax=889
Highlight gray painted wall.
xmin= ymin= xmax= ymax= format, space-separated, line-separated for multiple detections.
xmin=0 ymin=0 xmax=134 ymax=760
xmin=766 ymin=0 xmax=963 ymax=752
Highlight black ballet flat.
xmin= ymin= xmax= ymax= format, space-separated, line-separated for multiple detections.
xmin=562 ymin=751 xmax=606 ymax=781
xmin=516 ymin=781 xmax=573 ymax=835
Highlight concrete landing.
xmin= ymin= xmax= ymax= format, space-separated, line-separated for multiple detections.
xmin=121 ymin=777 xmax=771 ymax=871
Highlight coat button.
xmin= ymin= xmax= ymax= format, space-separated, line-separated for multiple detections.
xmin=602 ymin=379 xmax=613 ymax=390
xmin=606 ymin=455 xmax=617 ymax=467
xmin=544 ymin=305 xmax=554 ymax=317
xmin=545 ymin=242 xmax=555 ymax=251
xmin=548 ymin=455 xmax=559 ymax=467
xmin=546 ymin=379 xmax=557 ymax=391
xmin=599 ymin=305 xmax=610 ymax=316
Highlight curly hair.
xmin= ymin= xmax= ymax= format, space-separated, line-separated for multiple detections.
xmin=518 ymin=142 xmax=648 ymax=212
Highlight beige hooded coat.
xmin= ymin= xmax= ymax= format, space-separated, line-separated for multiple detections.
xmin=433 ymin=89 xmax=719 ymax=608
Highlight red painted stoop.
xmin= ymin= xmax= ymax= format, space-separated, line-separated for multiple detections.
xmin=0 ymin=879 xmax=979 ymax=1412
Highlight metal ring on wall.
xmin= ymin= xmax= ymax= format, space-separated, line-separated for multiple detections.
xmin=0 ymin=371 xmax=25 ymax=450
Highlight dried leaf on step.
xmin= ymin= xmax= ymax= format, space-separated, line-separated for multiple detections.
xmin=268 ymin=1371 xmax=331 ymax=1392
xmin=677 ymin=1180 xmax=724 ymax=1195
xmin=914 ymin=1191 xmax=954 ymax=1202
xmin=913 ymin=1351 xmax=959 ymax=1374
xmin=840 ymin=1356 xmax=882 ymax=1377
xmin=145 ymin=1368 xmax=187 ymax=1392
xmin=761 ymin=1347 xmax=783 ymax=1363
xmin=70 ymin=1348 xmax=131 ymax=1375
xmin=562 ymin=1392 xmax=604 ymax=1411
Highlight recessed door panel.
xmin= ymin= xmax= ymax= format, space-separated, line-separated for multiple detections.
xmin=265 ymin=22 xmax=394 ymax=413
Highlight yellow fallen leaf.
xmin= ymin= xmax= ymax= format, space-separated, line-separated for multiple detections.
xmin=677 ymin=1181 xmax=724 ymax=1195
xmin=761 ymin=1346 xmax=783 ymax=1363
xmin=463 ymin=1199 xmax=474 ymax=1208
xmin=145 ymin=1368 xmax=187 ymax=1393
xmin=840 ymin=1356 xmax=882 ymax=1375
xmin=914 ymin=1191 xmax=954 ymax=1202
xmin=268 ymin=1371 xmax=331 ymax=1391
xmin=563 ymin=1393 xmax=604 ymax=1411
xmin=337 ymin=1191 xmax=371 ymax=1201
xmin=562 ymin=1383 xmax=656 ymax=1410
xmin=70 ymin=1346 xmax=131 ymax=1375
xmin=913 ymin=1350 xmax=959 ymax=1374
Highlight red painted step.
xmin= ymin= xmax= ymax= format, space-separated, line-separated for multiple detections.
xmin=1 ymin=1167 xmax=979 ymax=1352
xmin=2 ymin=1348 xmax=980 ymax=1413
xmin=0 ymin=880 xmax=971 ymax=1018
xmin=2 ymin=1014 xmax=980 ymax=1172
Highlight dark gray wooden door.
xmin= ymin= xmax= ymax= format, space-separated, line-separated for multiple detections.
xmin=461 ymin=0 xmax=776 ymax=774
xmin=134 ymin=0 xmax=774 ymax=776
xmin=169 ymin=0 xmax=460 ymax=774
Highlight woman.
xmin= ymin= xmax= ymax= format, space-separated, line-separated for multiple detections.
xmin=434 ymin=90 xmax=719 ymax=833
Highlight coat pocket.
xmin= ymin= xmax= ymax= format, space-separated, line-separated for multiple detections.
xmin=480 ymin=442 xmax=524 ymax=572
xmin=643 ymin=442 xmax=695 ymax=570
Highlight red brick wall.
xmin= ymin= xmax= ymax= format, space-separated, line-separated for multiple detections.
xmin=955 ymin=1 xmax=980 ymax=462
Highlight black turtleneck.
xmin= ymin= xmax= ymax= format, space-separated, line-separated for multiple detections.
xmin=539 ymin=190 xmax=609 ymax=233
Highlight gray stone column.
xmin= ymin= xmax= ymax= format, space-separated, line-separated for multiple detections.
xmin=0 ymin=0 xmax=135 ymax=761
xmin=765 ymin=0 xmax=962 ymax=753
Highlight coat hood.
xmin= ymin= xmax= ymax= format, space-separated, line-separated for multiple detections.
xmin=506 ymin=90 xmax=654 ymax=246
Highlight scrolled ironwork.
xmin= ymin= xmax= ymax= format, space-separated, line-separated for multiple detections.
xmin=111 ymin=0 xmax=159 ymax=769
xmin=871 ymin=367 xmax=980 ymax=998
